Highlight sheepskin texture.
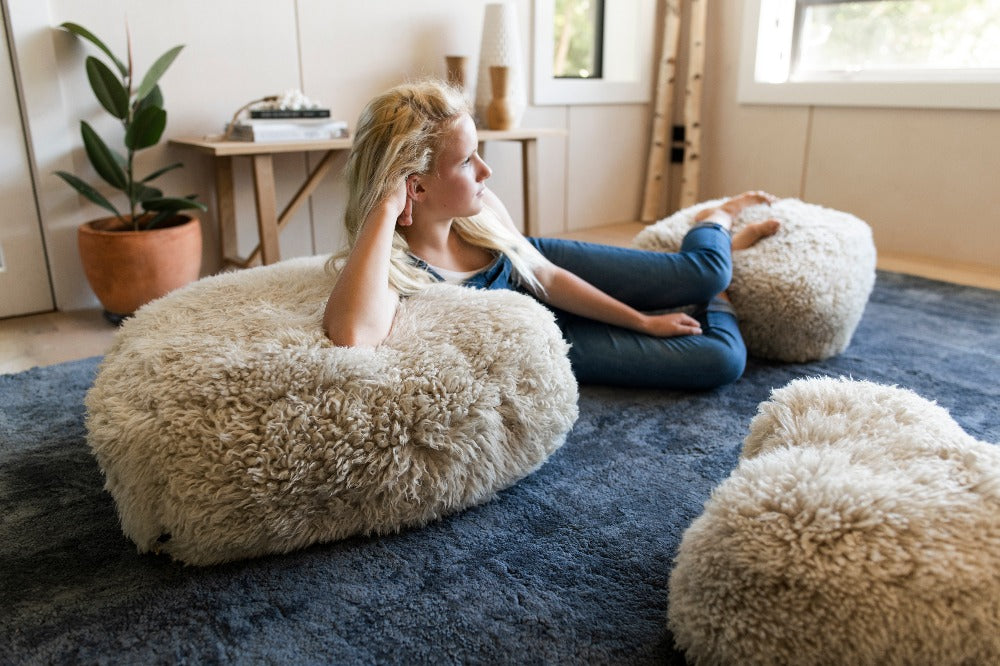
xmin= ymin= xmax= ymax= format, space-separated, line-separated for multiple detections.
xmin=633 ymin=198 xmax=876 ymax=362
xmin=668 ymin=376 xmax=1000 ymax=666
xmin=85 ymin=255 xmax=578 ymax=566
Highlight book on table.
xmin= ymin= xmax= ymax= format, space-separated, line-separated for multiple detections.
xmin=229 ymin=118 xmax=349 ymax=142
xmin=249 ymin=108 xmax=331 ymax=119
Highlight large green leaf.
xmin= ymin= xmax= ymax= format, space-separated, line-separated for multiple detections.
xmin=136 ymin=84 xmax=164 ymax=113
xmin=85 ymin=57 xmax=128 ymax=119
xmin=140 ymin=161 xmax=183 ymax=183
xmin=134 ymin=45 xmax=184 ymax=102
xmin=80 ymin=121 xmax=127 ymax=190
xmin=125 ymin=105 xmax=166 ymax=151
xmin=129 ymin=182 xmax=163 ymax=202
xmin=141 ymin=196 xmax=207 ymax=213
xmin=111 ymin=149 xmax=127 ymax=172
xmin=141 ymin=211 xmax=174 ymax=230
xmin=54 ymin=170 xmax=122 ymax=217
xmin=141 ymin=195 xmax=206 ymax=230
xmin=60 ymin=22 xmax=127 ymax=77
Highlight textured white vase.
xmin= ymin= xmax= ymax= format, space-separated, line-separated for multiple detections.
xmin=475 ymin=2 xmax=526 ymax=128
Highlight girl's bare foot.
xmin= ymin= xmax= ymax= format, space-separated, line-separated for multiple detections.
xmin=693 ymin=190 xmax=779 ymax=230
xmin=711 ymin=190 xmax=778 ymax=216
xmin=732 ymin=219 xmax=781 ymax=250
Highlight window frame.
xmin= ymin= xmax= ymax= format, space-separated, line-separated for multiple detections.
xmin=552 ymin=0 xmax=605 ymax=80
xmin=738 ymin=0 xmax=1000 ymax=110
xmin=532 ymin=0 xmax=654 ymax=106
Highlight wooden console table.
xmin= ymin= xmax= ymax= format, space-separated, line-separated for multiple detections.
xmin=171 ymin=127 xmax=564 ymax=268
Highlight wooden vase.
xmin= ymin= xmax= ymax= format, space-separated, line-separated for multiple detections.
xmin=475 ymin=2 xmax=525 ymax=125
xmin=487 ymin=65 xmax=513 ymax=131
xmin=78 ymin=214 xmax=202 ymax=319
xmin=445 ymin=55 xmax=467 ymax=91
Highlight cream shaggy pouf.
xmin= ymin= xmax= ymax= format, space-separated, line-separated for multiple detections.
xmin=634 ymin=198 xmax=876 ymax=362
xmin=85 ymin=255 xmax=578 ymax=566
xmin=668 ymin=377 xmax=1000 ymax=665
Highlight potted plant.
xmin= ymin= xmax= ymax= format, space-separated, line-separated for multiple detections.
xmin=55 ymin=22 xmax=206 ymax=324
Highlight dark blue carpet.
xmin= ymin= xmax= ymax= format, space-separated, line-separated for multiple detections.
xmin=1 ymin=271 xmax=997 ymax=665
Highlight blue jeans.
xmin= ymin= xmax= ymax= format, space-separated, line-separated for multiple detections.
xmin=525 ymin=224 xmax=746 ymax=390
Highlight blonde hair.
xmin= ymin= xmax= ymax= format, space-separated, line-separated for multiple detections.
xmin=328 ymin=79 xmax=544 ymax=295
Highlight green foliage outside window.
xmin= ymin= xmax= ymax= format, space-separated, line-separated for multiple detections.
xmin=553 ymin=0 xmax=603 ymax=78
xmin=798 ymin=0 xmax=1000 ymax=72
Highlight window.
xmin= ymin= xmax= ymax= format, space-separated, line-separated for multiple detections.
xmin=553 ymin=0 xmax=605 ymax=79
xmin=532 ymin=0 xmax=653 ymax=105
xmin=740 ymin=0 xmax=1000 ymax=109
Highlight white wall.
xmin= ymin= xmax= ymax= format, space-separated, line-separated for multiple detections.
xmin=8 ymin=0 xmax=994 ymax=313
xmin=0 ymin=6 xmax=53 ymax=316
xmin=7 ymin=0 xmax=652 ymax=311
xmin=698 ymin=0 xmax=1000 ymax=275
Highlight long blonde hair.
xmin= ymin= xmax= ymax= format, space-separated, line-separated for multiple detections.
xmin=328 ymin=79 xmax=544 ymax=295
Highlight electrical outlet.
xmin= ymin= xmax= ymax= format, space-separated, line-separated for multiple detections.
xmin=670 ymin=125 xmax=686 ymax=163
xmin=0 ymin=242 xmax=6 ymax=272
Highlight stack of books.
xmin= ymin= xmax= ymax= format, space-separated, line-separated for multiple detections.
xmin=229 ymin=108 xmax=349 ymax=142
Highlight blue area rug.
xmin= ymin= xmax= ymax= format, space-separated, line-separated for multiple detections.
xmin=2 ymin=271 xmax=998 ymax=665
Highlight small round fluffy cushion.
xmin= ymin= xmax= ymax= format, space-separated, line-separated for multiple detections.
xmin=633 ymin=198 xmax=876 ymax=362
xmin=85 ymin=255 xmax=578 ymax=566
xmin=668 ymin=377 xmax=1000 ymax=665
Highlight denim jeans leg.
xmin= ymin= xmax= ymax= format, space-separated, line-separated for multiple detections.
xmin=527 ymin=223 xmax=732 ymax=311
xmin=550 ymin=300 xmax=746 ymax=389
xmin=526 ymin=227 xmax=744 ymax=389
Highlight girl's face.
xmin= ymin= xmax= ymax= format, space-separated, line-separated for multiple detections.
xmin=413 ymin=113 xmax=492 ymax=220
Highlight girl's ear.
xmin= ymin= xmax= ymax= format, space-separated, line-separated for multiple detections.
xmin=406 ymin=174 xmax=426 ymax=201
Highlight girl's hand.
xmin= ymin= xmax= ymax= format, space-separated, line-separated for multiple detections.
xmin=375 ymin=177 xmax=412 ymax=227
xmin=640 ymin=311 xmax=703 ymax=337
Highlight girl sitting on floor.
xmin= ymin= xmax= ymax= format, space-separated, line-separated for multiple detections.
xmin=324 ymin=80 xmax=779 ymax=390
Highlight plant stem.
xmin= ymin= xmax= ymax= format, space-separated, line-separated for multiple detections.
xmin=125 ymin=25 xmax=136 ymax=228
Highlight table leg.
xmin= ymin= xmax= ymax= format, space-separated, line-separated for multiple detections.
xmin=250 ymin=154 xmax=281 ymax=265
xmin=479 ymin=139 xmax=537 ymax=234
xmin=214 ymin=156 xmax=239 ymax=266
xmin=277 ymin=150 xmax=340 ymax=229
xmin=520 ymin=138 xmax=539 ymax=237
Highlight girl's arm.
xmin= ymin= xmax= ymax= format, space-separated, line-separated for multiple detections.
xmin=482 ymin=189 xmax=703 ymax=338
xmin=323 ymin=181 xmax=408 ymax=347
xmin=535 ymin=267 xmax=702 ymax=337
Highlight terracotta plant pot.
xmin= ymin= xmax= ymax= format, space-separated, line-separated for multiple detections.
xmin=77 ymin=214 xmax=202 ymax=320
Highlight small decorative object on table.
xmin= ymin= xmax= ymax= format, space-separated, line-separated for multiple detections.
xmin=486 ymin=65 xmax=514 ymax=130
xmin=224 ymin=89 xmax=348 ymax=142
xmin=445 ymin=55 xmax=468 ymax=91
xmin=475 ymin=2 xmax=526 ymax=128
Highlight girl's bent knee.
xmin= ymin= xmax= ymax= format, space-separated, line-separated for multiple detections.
xmin=673 ymin=247 xmax=731 ymax=301
xmin=698 ymin=342 xmax=746 ymax=388
xmin=716 ymin=351 xmax=746 ymax=386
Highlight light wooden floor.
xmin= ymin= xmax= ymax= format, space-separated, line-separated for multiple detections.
xmin=0 ymin=308 xmax=120 ymax=375
xmin=2 ymin=221 xmax=996 ymax=375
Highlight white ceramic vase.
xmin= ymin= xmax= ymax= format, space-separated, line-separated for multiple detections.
xmin=475 ymin=2 xmax=526 ymax=128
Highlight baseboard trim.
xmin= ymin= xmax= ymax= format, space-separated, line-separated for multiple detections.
xmin=877 ymin=253 xmax=999 ymax=292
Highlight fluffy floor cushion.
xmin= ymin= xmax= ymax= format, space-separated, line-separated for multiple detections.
xmin=668 ymin=377 xmax=1000 ymax=665
xmin=85 ymin=255 xmax=578 ymax=566
xmin=634 ymin=198 xmax=876 ymax=362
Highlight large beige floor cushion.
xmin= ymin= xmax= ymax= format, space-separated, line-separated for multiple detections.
xmin=668 ymin=377 xmax=1000 ymax=665
xmin=634 ymin=198 xmax=877 ymax=362
xmin=85 ymin=256 xmax=578 ymax=566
